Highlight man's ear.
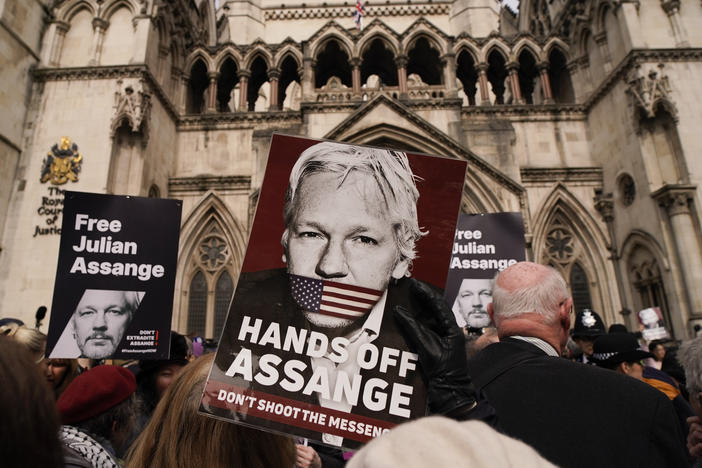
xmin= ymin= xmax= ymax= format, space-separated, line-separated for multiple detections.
xmin=391 ymin=258 xmax=410 ymax=280
xmin=559 ymin=298 xmax=572 ymax=332
xmin=488 ymin=302 xmax=495 ymax=323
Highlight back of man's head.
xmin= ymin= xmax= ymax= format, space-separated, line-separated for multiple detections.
xmin=489 ymin=262 xmax=572 ymax=350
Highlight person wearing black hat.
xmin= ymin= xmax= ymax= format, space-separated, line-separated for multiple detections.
xmin=591 ymin=332 xmax=652 ymax=378
xmin=592 ymin=332 xmax=694 ymax=460
xmin=570 ymin=308 xmax=606 ymax=365
xmin=124 ymin=331 xmax=192 ymax=451
xmin=608 ymin=323 xmax=629 ymax=334
xmin=135 ymin=331 xmax=191 ymax=418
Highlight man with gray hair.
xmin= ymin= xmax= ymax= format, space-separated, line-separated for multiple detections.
xmin=467 ymin=261 xmax=687 ymax=467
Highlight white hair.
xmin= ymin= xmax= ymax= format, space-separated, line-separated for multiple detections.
xmin=678 ymin=336 xmax=702 ymax=394
xmin=281 ymin=141 xmax=426 ymax=267
xmin=491 ymin=266 xmax=568 ymax=325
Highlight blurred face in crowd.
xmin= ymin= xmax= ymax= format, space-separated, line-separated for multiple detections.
xmin=453 ymin=279 xmax=492 ymax=328
xmin=573 ymin=336 xmax=596 ymax=356
xmin=285 ymin=171 xmax=408 ymax=329
xmin=72 ymin=290 xmax=133 ymax=359
xmin=617 ymin=361 xmax=644 ymax=381
xmin=43 ymin=359 xmax=68 ymax=389
xmin=690 ymin=390 xmax=702 ymax=418
xmin=155 ymin=363 xmax=186 ymax=398
xmin=651 ymin=343 xmax=666 ymax=362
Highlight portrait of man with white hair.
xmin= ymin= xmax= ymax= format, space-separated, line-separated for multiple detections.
xmin=204 ymin=135 xmax=467 ymax=449
xmin=50 ymin=289 xmax=144 ymax=359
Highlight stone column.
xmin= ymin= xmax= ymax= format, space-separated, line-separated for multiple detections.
xmin=537 ymin=61 xmax=553 ymax=104
xmin=506 ymin=62 xmax=523 ymax=104
xmin=130 ymin=15 xmax=151 ymax=64
xmin=594 ymin=32 xmax=612 ymax=73
xmin=594 ymin=190 xmax=629 ymax=324
xmin=562 ymin=58 xmax=579 ymax=101
xmin=89 ymin=17 xmax=108 ymax=65
xmin=301 ymin=57 xmax=316 ymax=101
xmin=268 ymin=68 xmax=280 ymax=110
xmin=179 ymin=73 xmax=188 ymax=113
xmin=351 ymin=58 xmax=361 ymax=95
xmin=395 ymin=55 xmax=408 ymax=97
xmin=661 ymin=0 xmax=689 ymax=47
xmin=206 ymin=71 xmax=220 ymax=112
xmin=652 ymin=185 xmax=702 ymax=323
xmin=157 ymin=45 xmax=169 ymax=83
xmin=171 ymin=67 xmax=182 ymax=106
xmin=49 ymin=21 xmax=70 ymax=66
xmin=477 ymin=63 xmax=490 ymax=105
xmin=237 ymin=69 xmax=251 ymax=111
xmin=441 ymin=52 xmax=457 ymax=98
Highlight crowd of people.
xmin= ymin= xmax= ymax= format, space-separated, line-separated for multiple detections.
xmin=1 ymin=132 xmax=698 ymax=468
xmin=2 ymin=260 xmax=701 ymax=467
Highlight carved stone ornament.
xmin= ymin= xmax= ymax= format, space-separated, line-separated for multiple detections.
xmin=546 ymin=227 xmax=575 ymax=263
xmin=626 ymin=63 xmax=674 ymax=119
xmin=594 ymin=190 xmax=615 ymax=221
xmin=651 ymin=184 xmax=696 ymax=217
xmin=111 ymin=78 xmax=152 ymax=145
xmin=198 ymin=233 xmax=230 ymax=272
xmin=40 ymin=137 xmax=83 ymax=185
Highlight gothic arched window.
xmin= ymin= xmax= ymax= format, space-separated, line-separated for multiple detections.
xmin=406 ymin=37 xmax=442 ymax=85
xmin=570 ymin=263 xmax=593 ymax=314
xmin=187 ymin=270 xmax=207 ymax=337
xmin=214 ymin=271 xmax=233 ymax=339
xmin=187 ymin=59 xmax=208 ymax=114
xmin=184 ymin=222 xmax=237 ymax=340
xmin=315 ymin=40 xmax=352 ymax=88
xmin=628 ymin=246 xmax=672 ymax=336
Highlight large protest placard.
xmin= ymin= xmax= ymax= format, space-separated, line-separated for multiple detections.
xmin=46 ymin=191 xmax=182 ymax=360
xmin=444 ymin=212 xmax=526 ymax=330
xmin=200 ymin=134 xmax=467 ymax=449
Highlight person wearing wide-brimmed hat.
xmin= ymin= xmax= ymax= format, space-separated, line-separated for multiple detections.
xmin=592 ymin=332 xmax=694 ymax=460
xmin=590 ymin=332 xmax=652 ymax=378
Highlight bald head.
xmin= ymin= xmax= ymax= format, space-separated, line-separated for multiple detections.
xmin=497 ymin=262 xmax=554 ymax=293
xmin=488 ymin=262 xmax=572 ymax=351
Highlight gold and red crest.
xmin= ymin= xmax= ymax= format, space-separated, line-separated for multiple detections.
xmin=40 ymin=137 xmax=83 ymax=185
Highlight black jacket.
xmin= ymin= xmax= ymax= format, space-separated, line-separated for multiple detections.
xmin=468 ymin=337 xmax=688 ymax=468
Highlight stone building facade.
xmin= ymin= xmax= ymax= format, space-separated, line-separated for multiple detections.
xmin=2 ymin=0 xmax=702 ymax=341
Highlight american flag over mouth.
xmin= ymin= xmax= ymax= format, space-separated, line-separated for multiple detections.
xmin=289 ymin=274 xmax=382 ymax=319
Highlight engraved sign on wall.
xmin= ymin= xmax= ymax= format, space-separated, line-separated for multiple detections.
xmin=34 ymin=137 xmax=83 ymax=237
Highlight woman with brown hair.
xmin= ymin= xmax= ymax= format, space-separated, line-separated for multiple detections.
xmin=0 ymin=336 xmax=64 ymax=468
xmin=44 ymin=358 xmax=81 ymax=399
xmin=126 ymin=353 xmax=296 ymax=468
